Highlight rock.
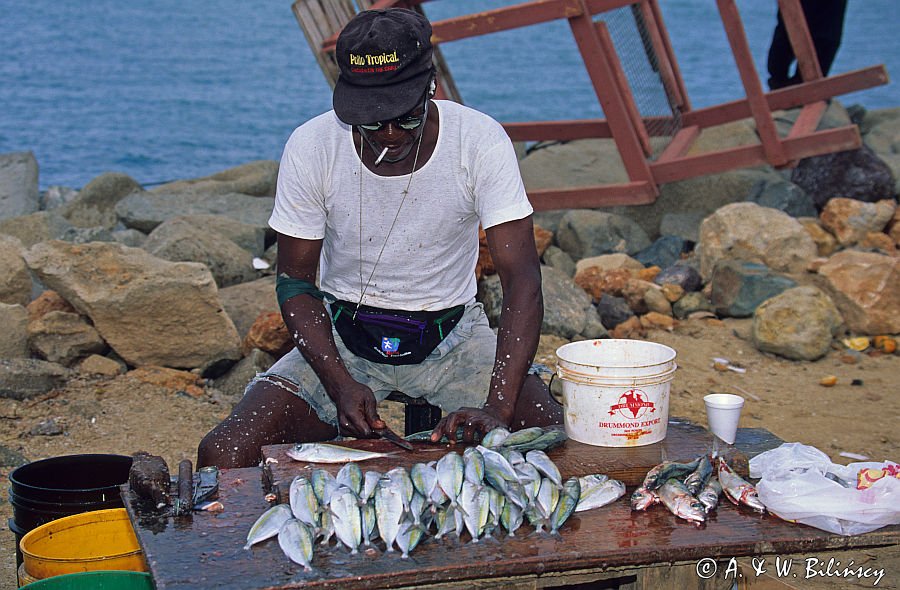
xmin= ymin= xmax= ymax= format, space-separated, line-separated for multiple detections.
xmin=0 ymin=444 xmax=28 ymax=468
xmin=710 ymin=260 xmax=797 ymax=318
xmin=531 ymin=210 xmax=568 ymax=235
xmin=213 ymin=348 xmax=276 ymax=400
xmin=0 ymin=303 xmax=29 ymax=358
xmin=533 ymin=225 xmax=553 ymax=257
xmin=173 ymin=214 xmax=267 ymax=256
xmin=798 ymin=217 xmax=838 ymax=256
xmin=791 ymin=145 xmax=896 ymax=208
xmin=660 ymin=283 xmax=684 ymax=303
xmin=556 ymin=210 xmax=650 ymax=260
xmin=819 ymin=198 xmax=896 ymax=246
xmin=28 ymin=311 xmax=108 ymax=366
xmin=60 ymin=172 xmax=143 ymax=229
xmin=634 ymin=235 xmax=686 ymax=269
xmin=0 ymin=151 xmax=39 ymax=220
xmin=26 ymin=290 xmax=76 ymax=321
xmin=640 ymin=312 xmax=677 ymax=332
xmin=478 ymin=266 xmax=600 ymax=339
xmin=541 ymin=245 xmax=576 ymax=277
xmin=242 ymin=311 xmax=293 ymax=358
xmin=0 ymin=235 xmax=31 ymax=306
xmin=127 ymin=366 xmax=206 ymax=398
xmin=0 ymin=211 xmax=73 ymax=247
xmin=698 ymin=202 xmax=817 ymax=279
xmin=752 ymin=286 xmax=844 ymax=361
xmin=673 ymin=292 xmax=716 ymax=320
xmin=818 ymin=250 xmax=900 ymax=334
xmin=476 ymin=225 xmax=561 ymax=280
xmin=659 ymin=211 xmax=707 ymax=244
xmin=115 ymin=191 xmax=275 ymax=234
xmin=218 ymin=276 xmax=278 ymax=340
xmin=111 ymin=228 xmax=148 ymax=248
xmin=60 ymin=226 xmax=116 ymax=244
xmin=653 ymin=263 xmax=702 ymax=292
xmin=861 ymin=107 xmax=900 ymax=155
xmin=574 ymin=253 xmax=644 ymax=275
xmin=574 ymin=267 xmax=631 ymax=301
xmin=610 ymin=315 xmax=644 ymax=339
xmin=29 ymin=417 xmax=66 ymax=437
xmin=889 ymin=205 xmax=900 ymax=245
xmin=78 ymin=354 xmax=126 ymax=376
xmin=520 ymin=139 xmax=629 ymax=194
xmin=143 ymin=218 xmax=258 ymax=288
xmin=623 ymin=279 xmax=671 ymax=316
xmin=745 ymin=178 xmax=817 ymax=218
xmin=24 ymin=240 xmax=241 ymax=369
xmin=0 ymin=359 xmax=73 ymax=400
xmin=596 ymin=293 xmax=634 ymax=329
xmin=150 ymin=160 xmax=278 ymax=197
xmin=860 ymin=231 xmax=898 ymax=255
xmin=40 ymin=185 xmax=78 ymax=211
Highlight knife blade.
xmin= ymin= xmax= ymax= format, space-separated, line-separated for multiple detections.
xmin=374 ymin=426 xmax=414 ymax=451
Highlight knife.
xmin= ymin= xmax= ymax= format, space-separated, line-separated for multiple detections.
xmin=374 ymin=426 xmax=414 ymax=451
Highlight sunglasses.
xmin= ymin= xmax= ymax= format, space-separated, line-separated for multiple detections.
xmin=358 ymin=93 xmax=429 ymax=132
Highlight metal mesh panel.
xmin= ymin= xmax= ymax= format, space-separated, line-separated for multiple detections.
xmin=596 ymin=4 xmax=682 ymax=157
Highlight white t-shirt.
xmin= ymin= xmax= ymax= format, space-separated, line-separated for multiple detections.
xmin=270 ymin=100 xmax=532 ymax=311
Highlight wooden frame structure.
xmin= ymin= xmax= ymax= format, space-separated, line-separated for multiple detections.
xmin=293 ymin=0 xmax=888 ymax=211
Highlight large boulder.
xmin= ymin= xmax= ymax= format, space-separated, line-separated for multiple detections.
xmin=0 ymin=303 xmax=29 ymax=359
xmin=143 ymin=218 xmax=258 ymax=288
xmin=698 ymin=202 xmax=817 ymax=279
xmin=0 ymin=151 xmax=39 ymax=221
xmin=818 ymin=198 xmax=896 ymax=247
xmin=0 ymin=211 xmax=73 ymax=247
xmin=817 ymin=250 xmax=900 ymax=334
xmin=751 ymin=286 xmax=843 ymax=360
xmin=556 ymin=210 xmax=650 ymax=260
xmin=0 ymin=235 xmax=31 ymax=306
xmin=0 ymin=359 xmax=73 ymax=401
xmin=218 ymin=276 xmax=278 ymax=340
xmin=150 ymin=160 xmax=278 ymax=197
xmin=60 ymin=172 xmax=143 ymax=229
xmin=23 ymin=241 xmax=241 ymax=369
xmin=710 ymin=261 xmax=797 ymax=318
xmin=27 ymin=311 xmax=108 ymax=366
xmin=115 ymin=191 xmax=275 ymax=234
xmin=791 ymin=145 xmax=896 ymax=208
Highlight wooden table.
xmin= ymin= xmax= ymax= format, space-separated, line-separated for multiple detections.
xmin=124 ymin=421 xmax=899 ymax=589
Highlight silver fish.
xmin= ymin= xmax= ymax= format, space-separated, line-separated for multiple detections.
xmin=463 ymin=447 xmax=485 ymax=486
xmin=500 ymin=500 xmax=524 ymax=536
xmin=499 ymin=426 xmax=545 ymax=448
xmin=484 ymin=485 xmax=505 ymax=538
xmin=683 ymin=455 xmax=713 ymax=496
xmin=245 ymin=503 xmax=293 ymax=549
xmin=410 ymin=463 xmax=437 ymax=498
xmin=310 ymin=469 xmax=338 ymax=506
xmin=504 ymin=480 xmax=530 ymax=510
xmin=515 ymin=462 xmax=542 ymax=503
xmin=629 ymin=486 xmax=659 ymax=511
xmin=336 ymin=462 xmax=363 ymax=497
xmin=436 ymin=452 xmax=465 ymax=509
xmin=434 ymin=505 xmax=455 ymax=539
xmin=460 ymin=481 xmax=490 ymax=543
xmin=506 ymin=429 xmax=567 ymax=452
xmin=718 ymin=458 xmax=766 ymax=512
xmin=526 ymin=450 xmax=562 ymax=488
xmin=477 ymin=446 xmax=519 ymax=493
xmin=386 ymin=466 xmax=414 ymax=516
xmin=550 ymin=477 xmax=581 ymax=533
xmin=481 ymin=427 xmax=511 ymax=448
xmin=658 ymin=478 xmax=707 ymax=525
xmin=289 ymin=475 xmax=320 ymax=529
xmin=641 ymin=458 xmax=701 ymax=491
xmin=576 ymin=477 xmax=626 ymax=512
xmin=698 ymin=477 xmax=723 ymax=513
xmin=318 ymin=509 xmax=334 ymax=545
xmin=286 ymin=443 xmax=396 ymax=464
xmin=278 ymin=518 xmax=314 ymax=571
xmin=361 ymin=501 xmax=377 ymax=546
xmin=329 ymin=487 xmax=362 ymax=554
xmin=360 ymin=470 xmax=382 ymax=505
xmin=536 ymin=476 xmax=560 ymax=522
xmin=374 ymin=478 xmax=405 ymax=552
xmin=396 ymin=520 xmax=425 ymax=559
xmin=409 ymin=491 xmax=428 ymax=529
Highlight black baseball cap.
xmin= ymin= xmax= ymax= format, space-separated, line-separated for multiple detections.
xmin=333 ymin=8 xmax=434 ymax=126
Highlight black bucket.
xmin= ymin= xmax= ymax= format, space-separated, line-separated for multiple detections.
xmin=8 ymin=454 xmax=133 ymax=570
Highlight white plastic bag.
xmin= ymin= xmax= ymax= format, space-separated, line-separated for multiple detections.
xmin=749 ymin=442 xmax=900 ymax=536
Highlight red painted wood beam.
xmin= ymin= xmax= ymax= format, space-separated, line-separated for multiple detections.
xmin=429 ymin=0 xmax=583 ymax=44
xmin=654 ymin=125 xmax=700 ymax=164
xmin=777 ymin=0 xmax=822 ymax=82
xmin=528 ymin=181 xmax=657 ymax=210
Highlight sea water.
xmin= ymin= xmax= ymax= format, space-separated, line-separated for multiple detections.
xmin=0 ymin=0 xmax=896 ymax=190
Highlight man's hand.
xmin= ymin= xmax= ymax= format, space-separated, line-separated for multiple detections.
xmin=334 ymin=382 xmax=385 ymax=438
xmin=431 ymin=406 xmax=506 ymax=444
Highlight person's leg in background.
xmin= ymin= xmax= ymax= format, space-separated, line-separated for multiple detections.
xmin=767 ymin=0 xmax=848 ymax=90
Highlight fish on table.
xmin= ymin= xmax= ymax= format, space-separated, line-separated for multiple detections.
xmin=286 ymin=442 xmax=399 ymax=464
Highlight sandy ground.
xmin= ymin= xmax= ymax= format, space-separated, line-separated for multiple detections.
xmin=1 ymin=317 xmax=897 ymax=589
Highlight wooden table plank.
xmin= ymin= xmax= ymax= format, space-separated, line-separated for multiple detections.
xmin=126 ymin=424 xmax=898 ymax=590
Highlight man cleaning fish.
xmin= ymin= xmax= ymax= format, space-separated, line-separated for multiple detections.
xmin=197 ymin=8 xmax=562 ymax=469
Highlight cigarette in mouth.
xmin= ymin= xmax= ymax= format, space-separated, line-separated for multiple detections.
xmin=374 ymin=147 xmax=388 ymax=165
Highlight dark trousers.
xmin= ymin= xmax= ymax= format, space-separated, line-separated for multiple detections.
xmin=767 ymin=0 xmax=847 ymax=90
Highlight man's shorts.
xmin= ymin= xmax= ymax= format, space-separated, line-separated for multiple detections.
xmin=250 ymin=302 xmax=496 ymax=427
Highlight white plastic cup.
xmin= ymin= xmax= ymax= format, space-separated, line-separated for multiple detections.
xmin=703 ymin=393 xmax=744 ymax=444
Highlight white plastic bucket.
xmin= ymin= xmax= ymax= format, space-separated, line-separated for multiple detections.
xmin=556 ymin=339 xmax=677 ymax=447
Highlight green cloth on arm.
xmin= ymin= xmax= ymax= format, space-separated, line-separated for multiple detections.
xmin=275 ymin=274 xmax=335 ymax=307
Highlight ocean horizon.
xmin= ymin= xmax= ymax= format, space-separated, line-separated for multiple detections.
xmin=1 ymin=0 xmax=897 ymax=191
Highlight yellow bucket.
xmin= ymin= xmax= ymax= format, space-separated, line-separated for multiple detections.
xmin=19 ymin=508 xmax=147 ymax=581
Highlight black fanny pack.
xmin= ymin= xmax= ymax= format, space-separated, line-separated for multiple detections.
xmin=330 ymin=300 xmax=465 ymax=365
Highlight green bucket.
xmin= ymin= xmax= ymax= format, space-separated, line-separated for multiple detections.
xmin=21 ymin=570 xmax=153 ymax=590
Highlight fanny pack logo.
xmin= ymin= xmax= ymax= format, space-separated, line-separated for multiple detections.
xmin=381 ymin=337 xmax=401 ymax=354
xmin=350 ymin=51 xmax=399 ymax=67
